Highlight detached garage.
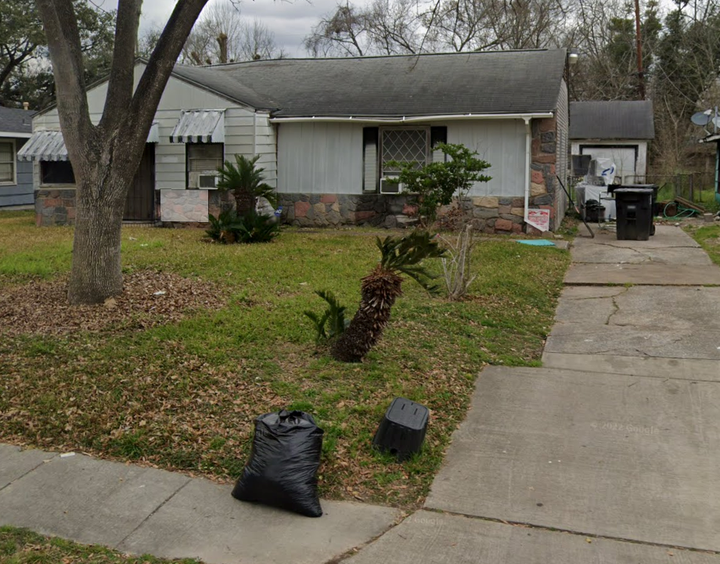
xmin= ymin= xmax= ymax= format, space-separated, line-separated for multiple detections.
xmin=570 ymin=100 xmax=654 ymax=183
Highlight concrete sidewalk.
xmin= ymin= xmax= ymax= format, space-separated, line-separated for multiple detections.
xmin=0 ymin=445 xmax=400 ymax=564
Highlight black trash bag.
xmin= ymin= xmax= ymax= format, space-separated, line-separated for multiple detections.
xmin=232 ymin=410 xmax=324 ymax=517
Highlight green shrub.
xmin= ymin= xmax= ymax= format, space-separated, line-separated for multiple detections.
xmin=207 ymin=210 xmax=279 ymax=244
xmin=304 ymin=290 xmax=349 ymax=344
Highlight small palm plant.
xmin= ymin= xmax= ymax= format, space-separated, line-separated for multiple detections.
xmin=216 ymin=154 xmax=277 ymax=218
xmin=331 ymin=230 xmax=446 ymax=362
xmin=304 ymin=290 xmax=350 ymax=344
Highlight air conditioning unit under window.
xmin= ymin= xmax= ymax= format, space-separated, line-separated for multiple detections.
xmin=188 ymin=171 xmax=219 ymax=189
xmin=380 ymin=177 xmax=404 ymax=194
xmin=198 ymin=173 xmax=218 ymax=189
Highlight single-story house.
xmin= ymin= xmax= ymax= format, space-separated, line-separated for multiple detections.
xmin=0 ymin=106 xmax=35 ymax=208
xmin=23 ymin=49 xmax=571 ymax=233
xmin=570 ymin=100 xmax=655 ymax=183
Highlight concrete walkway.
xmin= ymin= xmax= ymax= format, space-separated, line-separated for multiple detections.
xmin=3 ymin=224 xmax=720 ymax=563
xmin=0 ymin=445 xmax=401 ymax=563
xmin=349 ymin=224 xmax=720 ymax=563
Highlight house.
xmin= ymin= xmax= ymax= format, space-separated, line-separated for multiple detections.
xmin=22 ymin=49 xmax=571 ymax=233
xmin=0 ymin=106 xmax=35 ymax=208
xmin=570 ymin=100 xmax=655 ymax=183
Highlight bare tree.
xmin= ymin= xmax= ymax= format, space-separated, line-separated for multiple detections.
xmin=239 ymin=19 xmax=284 ymax=60
xmin=181 ymin=1 xmax=281 ymax=63
xmin=36 ymin=0 xmax=211 ymax=304
xmin=305 ymin=0 xmax=570 ymax=57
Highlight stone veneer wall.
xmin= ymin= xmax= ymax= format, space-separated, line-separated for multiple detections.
xmin=529 ymin=117 xmax=558 ymax=233
xmin=35 ymin=188 xmax=77 ymax=226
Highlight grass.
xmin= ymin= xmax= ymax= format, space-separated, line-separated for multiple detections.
xmin=685 ymin=223 xmax=720 ymax=265
xmin=0 ymin=526 xmax=201 ymax=564
xmin=0 ymin=211 xmax=570 ymax=508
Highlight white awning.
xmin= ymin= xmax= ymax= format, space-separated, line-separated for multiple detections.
xmin=170 ymin=110 xmax=225 ymax=143
xmin=17 ymin=131 xmax=68 ymax=161
xmin=17 ymin=124 xmax=161 ymax=161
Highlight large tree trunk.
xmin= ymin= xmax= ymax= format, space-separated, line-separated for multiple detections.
xmin=331 ymin=268 xmax=403 ymax=362
xmin=68 ymin=173 xmax=129 ymax=304
xmin=36 ymin=0 xmax=212 ymax=306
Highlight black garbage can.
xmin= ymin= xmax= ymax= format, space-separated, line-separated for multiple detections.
xmin=610 ymin=184 xmax=659 ymax=235
xmin=614 ymin=187 xmax=654 ymax=240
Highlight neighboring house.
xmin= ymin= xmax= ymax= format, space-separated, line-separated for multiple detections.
xmin=570 ymin=100 xmax=655 ymax=183
xmin=23 ymin=49 xmax=571 ymax=232
xmin=0 ymin=106 xmax=35 ymax=208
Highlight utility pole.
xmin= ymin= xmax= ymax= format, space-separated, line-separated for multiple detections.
xmin=634 ymin=0 xmax=645 ymax=99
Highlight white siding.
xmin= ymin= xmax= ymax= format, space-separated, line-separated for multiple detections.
xmin=32 ymin=63 xmax=277 ymax=192
xmin=277 ymin=122 xmax=364 ymax=194
xmin=444 ymin=120 xmax=527 ymax=197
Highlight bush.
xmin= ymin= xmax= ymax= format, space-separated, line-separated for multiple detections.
xmin=391 ymin=143 xmax=492 ymax=225
xmin=304 ymin=290 xmax=349 ymax=344
xmin=207 ymin=210 xmax=279 ymax=244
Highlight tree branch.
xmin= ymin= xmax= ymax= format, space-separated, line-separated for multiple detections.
xmin=100 ymin=0 xmax=142 ymax=132
xmin=125 ymin=0 xmax=211 ymax=149
xmin=35 ymin=0 xmax=94 ymax=164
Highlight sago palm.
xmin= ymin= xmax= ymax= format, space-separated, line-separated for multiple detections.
xmin=217 ymin=154 xmax=277 ymax=218
xmin=331 ymin=230 xmax=445 ymax=363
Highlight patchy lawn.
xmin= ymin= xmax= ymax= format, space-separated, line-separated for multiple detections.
xmin=686 ymin=223 xmax=720 ymax=266
xmin=0 ymin=211 xmax=570 ymax=508
xmin=0 ymin=526 xmax=201 ymax=564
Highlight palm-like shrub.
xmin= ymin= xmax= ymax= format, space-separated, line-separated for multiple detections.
xmin=331 ymin=230 xmax=445 ymax=362
xmin=304 ymin=290 xmax=350 ymax=344
xmin=217 ymin=155 xmax=277 ymax=218
xmin=206 ymin=209 xmax=279 ymax=244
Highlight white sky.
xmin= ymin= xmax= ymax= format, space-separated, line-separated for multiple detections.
xmin=95 ymin=0 xmax=359 ymax=57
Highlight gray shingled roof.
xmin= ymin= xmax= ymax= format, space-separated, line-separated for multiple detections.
xmin=173 ymin=49 xmax=567 ymax=118
xmin=0 ymin=106 xmax=34 ymax=135
xmin=570 ymin=101 xmax=655 ymax=140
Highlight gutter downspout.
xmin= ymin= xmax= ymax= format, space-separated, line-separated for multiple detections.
xmin=253 ymin=112 xmax=258 ymax=156
xmin=524 ymin=117 xmax=532 ymax=226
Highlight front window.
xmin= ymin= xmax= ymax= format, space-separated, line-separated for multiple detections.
xmin=380 ymin=128 xmax=429 ymax=176
xmin=41 ymin=161 xmax=75 ymax=184
xmin=0 ymin=141 xmax=16 ymax=183
xmin=187 ymin=142 xmax=224 ymax=188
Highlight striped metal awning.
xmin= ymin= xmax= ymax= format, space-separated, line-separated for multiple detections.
xmin=18 ymin=130 xmax=67 ymax=161
xmin=18 ymin=123 xmax=161 ymax=161
xmin=170 ymin=110 xmax=225 ymax=143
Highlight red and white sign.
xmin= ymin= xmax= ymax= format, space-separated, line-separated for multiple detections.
xmin=526 ymin=209 xmax=551 ymax=233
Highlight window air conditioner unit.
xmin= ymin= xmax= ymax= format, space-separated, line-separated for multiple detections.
xmin=198 ymin=172 xmax=219 ymax=189
xmin=380 ymin=177 xmax=404 ymax=194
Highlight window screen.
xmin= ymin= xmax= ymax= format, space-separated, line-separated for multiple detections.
xmin=381 ymin=128 xmax=429 ymax=175
xmin=0 ymin=142 xmax=15 ymax=183
xmin=187 ymin=143 xmax=224 ymax=173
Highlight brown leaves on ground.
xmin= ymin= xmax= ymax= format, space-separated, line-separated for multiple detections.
xmin=0 ymin=271 xmax=225 ymax=336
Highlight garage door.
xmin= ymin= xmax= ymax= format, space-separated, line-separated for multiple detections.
xmin=580 ymin=146 xmax=637 ymax=183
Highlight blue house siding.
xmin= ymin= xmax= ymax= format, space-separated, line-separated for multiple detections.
xmin=0 ymin=138 xmax=33 ymax=208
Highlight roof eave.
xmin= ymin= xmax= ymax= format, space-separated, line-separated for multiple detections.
xmin=269 ymin=112 xmax=555 ymax=124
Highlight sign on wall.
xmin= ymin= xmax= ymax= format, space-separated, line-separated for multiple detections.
xmin=526 ymin=208 xmax=551 ymax=232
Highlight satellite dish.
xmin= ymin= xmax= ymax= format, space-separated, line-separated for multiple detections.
xmin=691 ymin=111 xmax=712 ymax=126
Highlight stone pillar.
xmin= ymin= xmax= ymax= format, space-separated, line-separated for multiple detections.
xmin=529 ymin=117 xmax=558 ymax=234
xmin=35 ymin=188 xmax=77 ymax=227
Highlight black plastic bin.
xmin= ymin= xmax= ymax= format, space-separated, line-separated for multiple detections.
xmin=609 ymin=184 xmax=659 ymax=236
xmin=373 ymin=397 xmax=429 ymax=461
xmin=613 ymin=187 xmax=655 ymax=240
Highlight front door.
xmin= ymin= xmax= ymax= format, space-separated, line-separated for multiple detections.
xmin=124 ymin=144 xmax=155 ymax=221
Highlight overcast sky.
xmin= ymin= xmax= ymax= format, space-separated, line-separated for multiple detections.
xmin=95 ymin=0 xmax=355 ymax=57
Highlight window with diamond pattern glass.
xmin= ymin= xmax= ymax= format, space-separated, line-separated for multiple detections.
xmin=381 ymin=129 xmax=428 ymax=174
